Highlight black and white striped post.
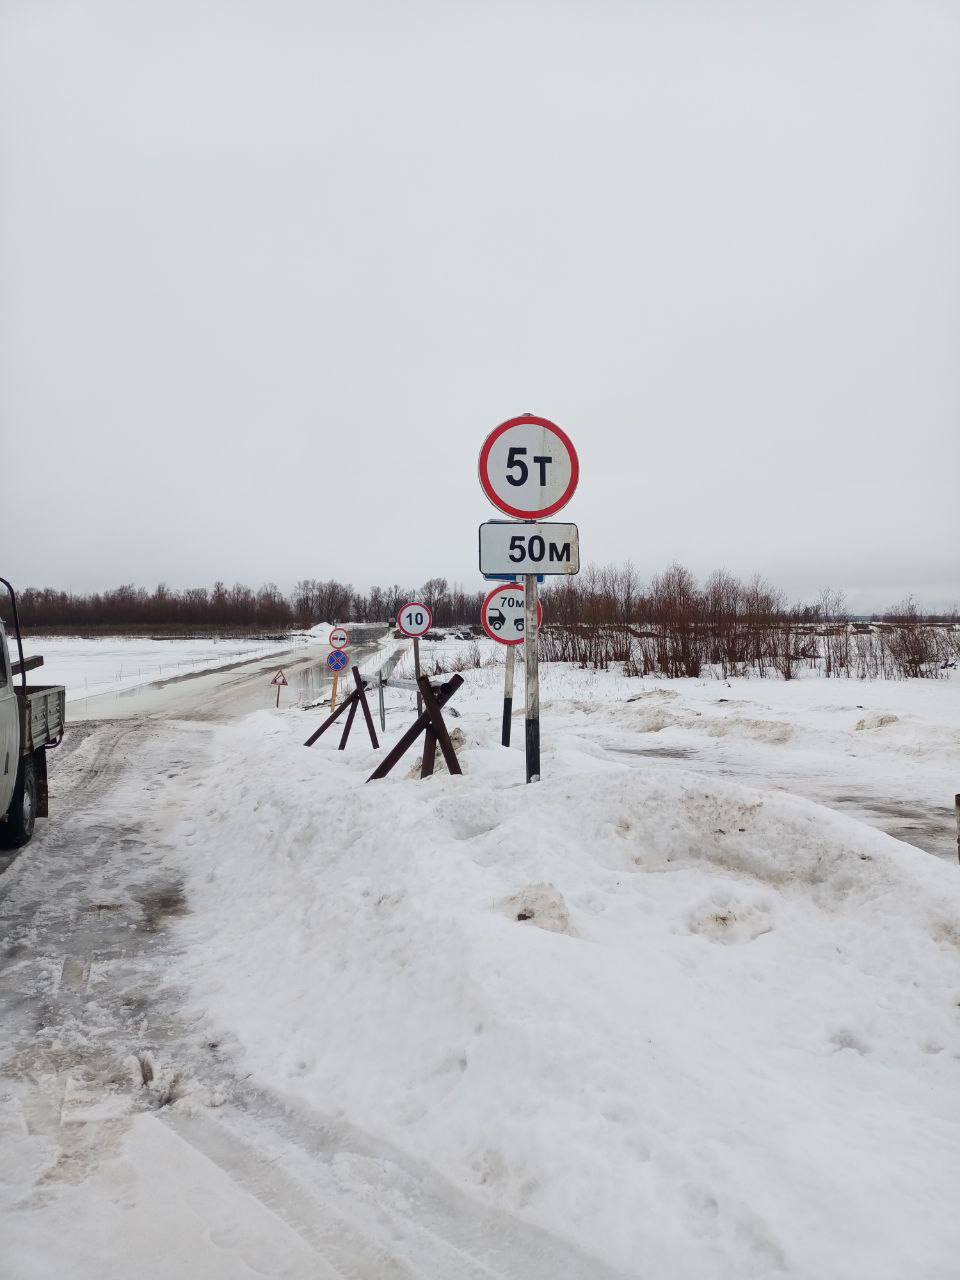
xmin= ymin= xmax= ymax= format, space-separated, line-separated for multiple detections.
xmin=502 ymin=643 xmax=515 ymax=747
xmin=524 ymin=573 xmax=541 ymax=782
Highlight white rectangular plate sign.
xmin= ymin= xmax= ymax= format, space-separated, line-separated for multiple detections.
xmin=478 ymin=521 xmax=579 ymax=576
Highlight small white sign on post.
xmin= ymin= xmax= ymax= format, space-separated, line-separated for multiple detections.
xmin=328 ymin=626 xmax=349 ymax=650
xmin=479 ymin=521 xmax=579 ymax=577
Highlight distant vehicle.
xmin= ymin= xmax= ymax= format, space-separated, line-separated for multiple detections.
xmin=0 ymin=578 xmax=66 ymax=849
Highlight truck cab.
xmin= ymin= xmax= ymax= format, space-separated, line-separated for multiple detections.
xmin=0 ymin=578 xmax=66 ymax=849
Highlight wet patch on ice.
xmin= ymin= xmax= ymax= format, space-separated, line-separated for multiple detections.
xmin=136 ymin=882 xmax=188 ymax=931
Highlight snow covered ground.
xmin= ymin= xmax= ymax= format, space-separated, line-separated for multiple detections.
xmin=171 ymin=650 xmax=960 ymax=1277
xmin=20 ymin=636 xmax=305 ymax=703
xmin=3 ymin=642 xmax=960 ymax=1278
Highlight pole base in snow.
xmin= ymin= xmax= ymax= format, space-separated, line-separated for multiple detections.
xmin=525 ymin=716 xmax=540 ymax=783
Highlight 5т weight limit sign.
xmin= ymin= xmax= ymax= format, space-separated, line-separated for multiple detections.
xmin=478 ymin=520 xmax=579 ymax=575
xmin=478 ymin=414 xmax=579 ymax=519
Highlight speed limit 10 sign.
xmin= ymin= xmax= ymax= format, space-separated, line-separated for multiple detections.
xmin=397 ymin=602 xmax=433 ymax=638
xmin=478 ymin=414 xmax=579 ymax=519
xmin=328 ymin=626 xmax=349 ymax=650
xmin=481 ymin=583 xmax=543 ymax=645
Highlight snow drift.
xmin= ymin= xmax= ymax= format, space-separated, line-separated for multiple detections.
xmin=173 ymin=693 xmax=960 ymax=1279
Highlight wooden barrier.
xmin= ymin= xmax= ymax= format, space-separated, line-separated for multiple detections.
xmin=304 ymin=667 xmax=378 ymax=751
xmin=367 ymin=675 xmax=463 ymax=782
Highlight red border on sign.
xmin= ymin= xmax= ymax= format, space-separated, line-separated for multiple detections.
xmin=327 ymin=650 xmax=348 ymax=669
xmin=396 ymin=601 xmax=433 ymax=638
xmin=480 ymin=582 xmax=543 ymax=646
xmin=478 ymin=415 xmax=579 ymax=519
xmin=328 ymin=627 xmax=350 ymax=650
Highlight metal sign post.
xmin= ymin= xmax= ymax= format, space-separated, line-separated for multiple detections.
xmin=397 ymin=602 xmax=433 ymax=720
xmin=502 ymin=645 xmax=515 ymax=747
xmin=524 ymin=575 xmax=540 ymax=781
xmin=478 ymin=414 xmax=579 ymax=784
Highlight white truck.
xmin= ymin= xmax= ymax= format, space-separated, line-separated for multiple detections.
xmin=0 ymin=577 xmax=65 ymax=849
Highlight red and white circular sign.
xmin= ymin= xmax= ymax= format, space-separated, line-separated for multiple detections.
xmin=397 ymin=602 xmax=433 ymax=638
xmin=481 ymin=583 xmax=543 ymax=646
xmin=478 ymin=414 xmax=578 ymax=519
xmin=328 ymin=626 xmax=349 ymax=650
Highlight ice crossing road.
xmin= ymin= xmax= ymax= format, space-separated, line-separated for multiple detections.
xmin=70 ymin=631 xmax=386 ymax=723
xmin=0 ymin=702 xmax=627 ymax=1279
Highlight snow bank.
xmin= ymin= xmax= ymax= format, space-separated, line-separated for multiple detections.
xmin=173 ymin=686 xmax=960 ymax=1279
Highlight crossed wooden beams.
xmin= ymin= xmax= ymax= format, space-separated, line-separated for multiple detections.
xmin=303 ymin=666 xmax=379 ymax=751
xmin=369 ymin=674 xmax=463 ymax=781
xmin=304 ymin=668 xmax=463 ymax=781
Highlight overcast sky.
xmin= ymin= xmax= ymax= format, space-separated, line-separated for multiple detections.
xmin=2 ymin=0 xmax=958 ymax=612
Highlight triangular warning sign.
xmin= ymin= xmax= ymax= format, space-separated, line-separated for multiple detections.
xmin=271 ymin=669 xmax=288 ymax=686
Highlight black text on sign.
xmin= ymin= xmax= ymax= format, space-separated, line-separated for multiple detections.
xmin=397 ymin=602 xmax=433 ymax=638
xmin=478 ymin=522 xmax=580 ymax=576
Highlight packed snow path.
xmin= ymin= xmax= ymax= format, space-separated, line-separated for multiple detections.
xmin=0 ymin=716 xmax=625 ymax=1279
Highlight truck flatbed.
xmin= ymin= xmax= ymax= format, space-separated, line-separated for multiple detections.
xmin=17 ymin=684 xmax=66 ymax=753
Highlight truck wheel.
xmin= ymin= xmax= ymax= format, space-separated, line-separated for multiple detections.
xmin=2 ymin=757 xmax=37 ymax=849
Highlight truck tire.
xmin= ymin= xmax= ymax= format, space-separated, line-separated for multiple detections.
xmin=1 ymin=756 xmax=37 ymax=849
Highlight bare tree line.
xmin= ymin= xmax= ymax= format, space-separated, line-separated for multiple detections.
xmin=11 ymin=564 xmax=959 ymax=679
xmin=13 ymin=576 xmax=486 ymax=633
